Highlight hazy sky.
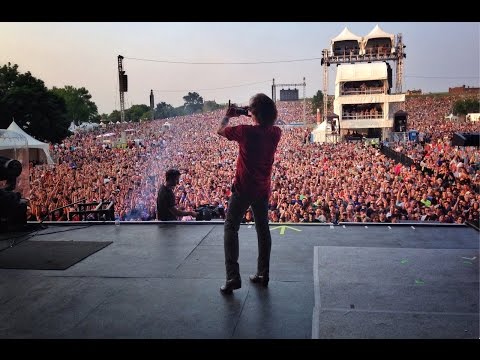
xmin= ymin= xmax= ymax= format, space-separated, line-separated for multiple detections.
xmin=1 ymin=22 xmax=478 ymax=115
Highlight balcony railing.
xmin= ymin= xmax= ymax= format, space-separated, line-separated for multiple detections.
xmin=341 ymin=114 xmax=384 ymax=120
xmin=340 ymin=88 xmax=385 ymax=96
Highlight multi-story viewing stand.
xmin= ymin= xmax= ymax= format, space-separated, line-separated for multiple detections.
xmin=319 ymin=25 xmax=406 ymax=142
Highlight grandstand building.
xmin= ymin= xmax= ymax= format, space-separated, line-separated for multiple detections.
xmin=334 ymin=62 xmax=405 ymax=140
xmin=316 ymin=25 xmax=406 ymax=143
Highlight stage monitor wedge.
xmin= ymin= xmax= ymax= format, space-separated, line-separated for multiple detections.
xmin=452 ymin=132 xmax=480 ymax=147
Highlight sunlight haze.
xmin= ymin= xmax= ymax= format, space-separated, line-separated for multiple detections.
xmin=1 ymin=22 xmax=478 ymax=115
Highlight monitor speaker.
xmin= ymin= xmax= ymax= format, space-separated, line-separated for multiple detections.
xmin=452 ymin=132 xmax=480 ymax=147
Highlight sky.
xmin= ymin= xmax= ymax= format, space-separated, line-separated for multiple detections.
xmin=1 ymin=22 xmax=479 ymax=115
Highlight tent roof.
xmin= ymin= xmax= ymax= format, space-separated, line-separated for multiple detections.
xmin=312 ymin=121 xmax=327 ymax=132
xmin=364 ymin=24 xmax=394 ymax=43
xmin=331 ymin=27 xmax=362 ymax=43
xmin=68 ymin=121 xmax=77 ymax=131
xmin=336 ymin=62 xmax=387 ymax=84
xmin=3 ymin=121 xmax=54 ymax=164
xmin=7 ymin=121 xmax=49 ymax=147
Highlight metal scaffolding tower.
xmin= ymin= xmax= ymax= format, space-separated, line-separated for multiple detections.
xmin=272 ymin=77 xmax=307 ymax=124
xmin=117 ymin=55 xmax=125 ymax=123
xmin=395 ymin=33 xmax=405 ymax=94
xmin=322 ymin=49 xmax=329 ymax=122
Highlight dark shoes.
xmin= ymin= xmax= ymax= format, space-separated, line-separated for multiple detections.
xmin=220 ymin=278 xmax=242 ymax=294
xmin=220 ymin=274 xmax=269 ymax=294
xmin=249 ymin=274 xmax=269 ymax=287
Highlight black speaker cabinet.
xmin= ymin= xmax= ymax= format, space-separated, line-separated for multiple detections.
xmin=452 ymin=132 xmax=480 ymax=147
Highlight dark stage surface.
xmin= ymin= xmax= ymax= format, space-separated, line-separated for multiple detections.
xmin=0 ymin=222 xmax=478 ymax=339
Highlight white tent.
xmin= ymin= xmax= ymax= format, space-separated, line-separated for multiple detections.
xmin=331 ymin=27 xmax=362 ymax=55
xmin=311 ymin=121 xmax=328 ymax=143
xmin=445 ymin=113 xmax=459 ymax=121
xmin=2 ymin=121 xmax=54 ymax=164
xmin=331 ymin=27 xmax=362 ymax=43
xmin=68 ymin=121 xmax=78 ymax=132
xmin=77 ymin=122 xmax=99 ymax=131
xmin=363 ymin=24 xmax=395 ymax=54
xmin=364 ymin=24 xmax=395 ymax=43
xmin=336 ymin=62 xmax=387 ymax=84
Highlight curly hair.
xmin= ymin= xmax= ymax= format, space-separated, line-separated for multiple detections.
xmin=249 ymin=93 xmax=277 ymax=126
xmin=165 ymin=168 xmax=181 ymax=182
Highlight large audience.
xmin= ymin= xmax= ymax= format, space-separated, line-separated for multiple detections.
xmin=23 ymin=95 xmax=480 ymax=225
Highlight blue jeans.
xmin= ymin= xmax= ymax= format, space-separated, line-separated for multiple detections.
xmin=224 ymin=191 xmax=271 ymax=281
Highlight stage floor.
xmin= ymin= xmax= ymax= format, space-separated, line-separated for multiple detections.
xmin=0 ymin=222 xmax=478 ymax=339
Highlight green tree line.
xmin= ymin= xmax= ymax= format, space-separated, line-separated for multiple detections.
xmin=452 ymin=98 xmax=480 ymax=116
xmin=0 ymin=62 xmax=226 ymax=143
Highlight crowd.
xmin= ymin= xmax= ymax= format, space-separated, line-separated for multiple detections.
xmin=24 ymin=96 xmax=479 ymax=225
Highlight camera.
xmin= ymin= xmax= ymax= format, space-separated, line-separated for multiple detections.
xmin=0 ymin=156 xmax=22 ymax=191
xmin=228 ymin=100 xmax=250 ymax=117
xmin=0 ymin=156 xmax=27 ymax=231
xmin=195 ymin=204 xmax=225 ymax=221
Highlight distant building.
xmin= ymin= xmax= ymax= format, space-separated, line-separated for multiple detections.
xmin=448 ymin=85 xmax=479 ymax=95
xmin=333 ymin=62 xmax=405 ymax=141
xmin=406 ymin=89 xmax=422 ymax=95
xmin=466 ymin=113 xmax=480 ymax=123
xmin=317 ymin=24 xmax=406 ymax=144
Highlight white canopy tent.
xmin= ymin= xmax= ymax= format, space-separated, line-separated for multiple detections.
xmin=364 ymin=24 xmax=395 ymax=43
xmin=445 ymin=113 xmax=459 ymax=121
xmin=363 ymin=24 xmax=395 ymax=54
xmin=336 ymin=62 xmax=387 ymax=84
xmin=77 ymin=122 xmax=100 ymax=131
xmin=331 ymin=27 xmax=362 ymax=43
xmin=2 ymin=121 xmax=54 ymax=164
xmin=68 ymin=121 xmax=78 ymax=132
xmin=311 ymin=121 xmax=328 ymax=143
xmin=330 ymin=27 xmax=362 ymax=55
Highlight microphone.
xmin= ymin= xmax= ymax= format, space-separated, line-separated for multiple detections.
xmin=40 ymin=198 xmax=87 ymax=224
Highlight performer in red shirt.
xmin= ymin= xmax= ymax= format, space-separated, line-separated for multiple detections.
xmin=217 ymin=93 xmax=282 ymax=294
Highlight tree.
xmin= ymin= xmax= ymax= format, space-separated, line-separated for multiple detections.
xmin=107 ymin=110 xmax=121 ymax=123
xmin=173 ymin=105 xmax=187 ymax=117
xmin=51 ymin=86 xmax=99 ymax=125
xmin=311 ymin=90 xmax=324 ymax=115
xmin=0 ymin=62 xmax=70 ymax=143
xmin=155 ymin=102 xmax=175 ymax=119
xmin=183 ymin=92 xmax=203 ymax=114
xmin=125 ymin=104 xmax=150 ymax=122
xmin=203 ymin=100 xmax=222 ymax=113
xmin=140 ymin=111 xmax=152 ymax=122
xmin=452 ymin=98 xmax=480 ymax=116
xmin=99 ymin=113 xmax=109 ymax=123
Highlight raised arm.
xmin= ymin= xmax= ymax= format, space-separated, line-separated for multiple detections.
xmin=217 ymin=103 xmax=238 ymax=138
xmin=217 ymin=116 xmax=231 ymax=138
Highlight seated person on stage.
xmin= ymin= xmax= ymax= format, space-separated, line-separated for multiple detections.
xmin=156 ymin=169 xmax=198 ymax=221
